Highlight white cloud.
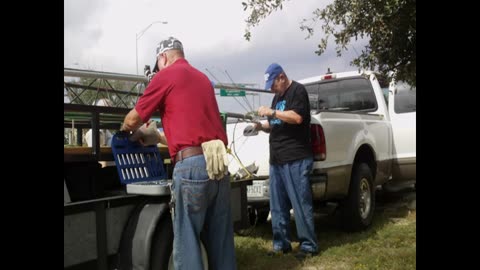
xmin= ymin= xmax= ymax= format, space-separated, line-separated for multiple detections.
xmin=65 ymin=0 xmax=368 ymax=113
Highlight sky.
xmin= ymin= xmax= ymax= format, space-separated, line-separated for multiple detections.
xmin=64 ymin=0 xmax=367 ymax=113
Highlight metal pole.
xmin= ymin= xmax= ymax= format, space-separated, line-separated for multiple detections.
xmin=136 ymin=34 xmax=139 ymax=75
xmin=135 ymin=21 xmax=168 ymax=76
xmin=95 ymin=201 xmax=108 ymax=270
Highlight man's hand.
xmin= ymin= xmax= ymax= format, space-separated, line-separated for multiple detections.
xmin=251 ymin=119 xmax=271 ymax=133
xmin=147 ymin=72 xmax=156 ymax=82
xmin=252 ymin=121 xmax=262 ymax=131
xmin=257 ymin=106 xmax=275 ymax=117
xmin=129 ymin=121 xmax=161 ymax=146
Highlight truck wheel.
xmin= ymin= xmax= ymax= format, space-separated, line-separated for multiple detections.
xmin=248 ymin=207 xmax=269 ymax=226
xmin=149 ymin=214 xmax=174 ymax=270
xmin=256 ymin=209 xmax=269 ymax=224
xmin=339 ymin=163 xmax=375 ymax=231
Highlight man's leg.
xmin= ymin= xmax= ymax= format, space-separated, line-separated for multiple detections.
xmin=172 ymin=156 xmax=210 ymax=270
xmin=269 ymin=164 xmax=293 ymax=252
xmin=203 ymin=174 xmax=237 ymax=269
xmin=283 ymin=158 xmax=318 ymax=254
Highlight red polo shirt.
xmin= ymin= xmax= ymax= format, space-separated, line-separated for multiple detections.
xmin=135 ymin=59 xmax=227 ymax=160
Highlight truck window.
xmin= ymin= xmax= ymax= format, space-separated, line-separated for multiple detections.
xmin=382 ymin=87 xmax=389 ymax=106
xmin=306 ymin=77 xmax=377 ymax=112
xmin=306 ymin=84 xmax=320 ymax=109
xmin=394 ymin=82 xmax=416 ymax=113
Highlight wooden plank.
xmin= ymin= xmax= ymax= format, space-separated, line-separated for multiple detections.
xmin=64 ymin=146 xmax=170 ymax=163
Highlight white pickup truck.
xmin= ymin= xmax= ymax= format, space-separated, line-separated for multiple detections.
xmin=227 ymin=70 xmax=416 ymax=231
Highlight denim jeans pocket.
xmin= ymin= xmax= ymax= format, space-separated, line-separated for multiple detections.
xmin=301 ymin=158 xmax=313 ymax=177
xmin=181 ymin=177 xmax=210 ymax=214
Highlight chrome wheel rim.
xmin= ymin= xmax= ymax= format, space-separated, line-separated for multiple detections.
xmin=359 ymin=177 xmax=371 ymax=219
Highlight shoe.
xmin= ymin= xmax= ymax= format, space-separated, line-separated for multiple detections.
xmin=266 ymin=248 xmax=291 ymax=256
xmin=294 ymin=250 xmax=317 ymax=261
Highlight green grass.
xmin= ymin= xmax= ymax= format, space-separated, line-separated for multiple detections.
xmin=234 ymin=195 xmax=416 ymax=270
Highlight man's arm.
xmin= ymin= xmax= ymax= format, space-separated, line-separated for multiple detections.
xmin=257 ymin=105 xmax=303 ymax=125
xmin=121 ymin=108 xmax=143 ymax=132
xmin=272 ymin=110 xmax=303 ymax=124
xmin=158 ymin=131 xmax=168 ymax=145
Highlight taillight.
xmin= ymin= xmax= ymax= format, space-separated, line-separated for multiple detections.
xmin=321 ymin=74 xmax=336 ymax=80
xmin=311 ymin=125 xmax=326 ymax=161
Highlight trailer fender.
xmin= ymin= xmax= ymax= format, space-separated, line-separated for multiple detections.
xmin=118 ymin=200 xmax=171 ymax=270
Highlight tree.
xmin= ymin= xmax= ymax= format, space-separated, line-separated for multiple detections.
xmin=242 ymin=0 xmax=416 ymax=87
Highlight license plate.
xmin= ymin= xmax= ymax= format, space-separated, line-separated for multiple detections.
xmin=247 ymin=183 xmax=263 ymax=197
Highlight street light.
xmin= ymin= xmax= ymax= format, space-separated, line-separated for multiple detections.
xmin=136 ymin=20 xmax=168 ymax=75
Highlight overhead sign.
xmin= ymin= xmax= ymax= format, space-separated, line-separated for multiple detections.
xmin=220 ymin=89 xmax=246 ymax=97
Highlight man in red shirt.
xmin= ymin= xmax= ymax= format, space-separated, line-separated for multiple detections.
xmin=121 ymin=37 xmax=236 ymax=270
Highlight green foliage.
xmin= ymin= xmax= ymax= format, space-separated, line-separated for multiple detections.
xmin=234 ymin=204 xmax=416 ymax=269
xmin=242 ymin=0 xmax=285 ymax=41
xmin=243 ymin=0 xmax=416 ymax=87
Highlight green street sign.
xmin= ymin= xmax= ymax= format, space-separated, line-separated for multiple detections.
xmin=220 ymin=89 xmax=246 ymax=97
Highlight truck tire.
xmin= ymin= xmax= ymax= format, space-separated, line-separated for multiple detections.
xmin=117 ymin=199 xmax=150 ymax=270
xmin=167 ymin=239 xmax=208 ymax=270
xmin=248 ymin=207 xmax=269 ymax=226
xmin=256 ymin=209 xmax=269 ymax=224
xmin=117 ymin=199 xmax=172 ymax=270
xmin=149 ymin=214 xmax=174 ymax=270
xmin=339 ymin=163 xmax=375 ymax=231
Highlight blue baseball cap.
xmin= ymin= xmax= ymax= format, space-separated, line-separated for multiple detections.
xmin=264 ymin=63 xmax=284 ymax=90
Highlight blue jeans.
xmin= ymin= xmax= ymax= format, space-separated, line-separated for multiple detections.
xmin=269 ymin=157 xmax=318 ymax=253
xmin=171 ymin=154 xmax=237 ymax=270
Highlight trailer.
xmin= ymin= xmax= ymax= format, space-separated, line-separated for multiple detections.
xmin=64 ymin=68 xmax=252 ymax=269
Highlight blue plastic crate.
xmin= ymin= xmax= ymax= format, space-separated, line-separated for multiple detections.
xmin=111 ymin=132 xmax=167 ymax=184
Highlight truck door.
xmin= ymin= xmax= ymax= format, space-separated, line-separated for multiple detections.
xmin=388 ymin=81 xmax=416 ymax=182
